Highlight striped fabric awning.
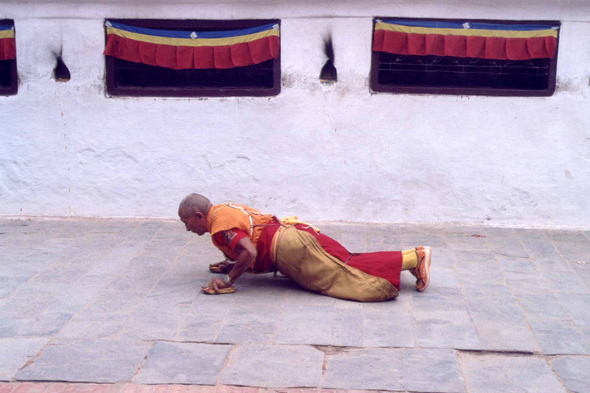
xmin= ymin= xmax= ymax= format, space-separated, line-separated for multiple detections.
xmin=373 ymin=19 xmax=559 ymax=60
xmin=0 ymin=25 xmax=16 ymax=61
xmin=104 ymin=21 xmax=280 ymax=70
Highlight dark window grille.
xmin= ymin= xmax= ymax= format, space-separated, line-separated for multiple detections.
xmin=105 ymin=19 xmax=281 ymax=98
xmin=0 ymin=19 xmax=17 ymax=96
xmin=0 ymin=60 xmax=13 ymax=87
xmin=113 ymin=58 xmax=275 ymax=89
xmin=371 ymin=18 xmax=559 ymax=97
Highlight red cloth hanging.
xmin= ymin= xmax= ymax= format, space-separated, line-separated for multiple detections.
xmin=373 ymin=30 xmax=557 ymax=60
xmin=0 ymin=38 xmax=16 ymax=60
xmin=104 ymin=34 xmax=279 ymax=70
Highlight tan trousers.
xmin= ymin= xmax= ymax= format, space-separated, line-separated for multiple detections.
xmin=274 ymin=226 xmax=398 ymax=302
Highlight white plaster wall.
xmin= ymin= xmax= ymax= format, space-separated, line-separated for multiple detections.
xmin=1 ymin=0 xmax=589 ymax=226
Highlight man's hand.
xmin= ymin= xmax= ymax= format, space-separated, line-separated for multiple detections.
xmin=211 ymin=277 xmax=232 ymax=292
xmin=201 ymin=277 xmax=235 ymax=294
xmin=202 ymin=237 xmax=256 ymax=295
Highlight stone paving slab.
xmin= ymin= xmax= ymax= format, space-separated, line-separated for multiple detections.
xmin=458 ymin=352 xmax=567 ymax=393
xmin=362 ymin=307 xmax=415 ymax=348
xmin=176 ymin=313 xmax=225 ymax=343
xmin=216 ymin=307 xmax=279 ymax=345
xmin=57 ymin=313 xmax=128 ymax=340
xmin=275 ymin=308 xmax=334 ymax=346
xmin=15 ymin=340 xmax=152 ymax=383
xmin=330 ymin=310 xmax=364 ymax=347
xmin=0 ymin=339 xmax=49 ymax=381
xmin=466 ymin=297 xmax=539 ymax=353
xmin=219 ymin=345 xmax=324 ymax=388
xmin=120 ymin=305 xmax=187 ymax=341
xmin=527 ymin=319 xmax=589 ymax=355
xmin=550 ymin=356 xmax=590 ymax=393
xmin=323 ymin=348 xmax=465 ymax=392
xmin=133 ymin=342 xmax=231 ymax=385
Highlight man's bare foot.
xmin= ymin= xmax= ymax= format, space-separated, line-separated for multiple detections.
xmin=416 ymin=245 xmax=432 ymax=253
xmin=414 ymin=247 xmax=432 ymax=292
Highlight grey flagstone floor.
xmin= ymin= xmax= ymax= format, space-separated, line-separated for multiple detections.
xmin=0 ymin=218 xmax=589 ymax=392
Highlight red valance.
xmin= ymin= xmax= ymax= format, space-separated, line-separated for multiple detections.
xmin=105 ymin=34 xmax=279 ymax=69
xmin=0 ymin=39 xmax=16 ymax=60
xmin=374 ymin=30 xmax=557 ymax=60
xmin=373 ymin=20 xmax=558 ymax=61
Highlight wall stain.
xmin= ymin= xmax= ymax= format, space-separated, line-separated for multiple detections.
xmin=282 ymin=74 xmax=296 ymax=88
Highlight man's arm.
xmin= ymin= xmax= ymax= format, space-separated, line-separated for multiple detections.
xmin=210 ymin=237 xmax=257 ymax=292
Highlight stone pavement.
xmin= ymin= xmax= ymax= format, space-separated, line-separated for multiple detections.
xmin=0 ymin=218 xmax=589 ymax=393
xmin=0 ymin=383 xmax=375 ymax=393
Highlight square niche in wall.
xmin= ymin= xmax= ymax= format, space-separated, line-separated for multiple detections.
xmin=0 ymin=19 xmax=17 ymax=96
xmin=370 ymin=18 xmax=560 ymax=97
xmin=104 ymin=19 xmax=281 ymax=97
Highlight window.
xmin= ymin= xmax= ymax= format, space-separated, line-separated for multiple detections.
xmin=371 ymin=18 xmax=560 ymax=96
xmin=104 ymin=19 xmax=281 ymax=97
xmin=0 ymin=19 xmax=17 ymax=96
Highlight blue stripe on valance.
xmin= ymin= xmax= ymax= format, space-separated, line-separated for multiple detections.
xmin=106 ymin=21 xmax=277 ymax=39
xmin=378 ymin=19 xmax=558 ymax=31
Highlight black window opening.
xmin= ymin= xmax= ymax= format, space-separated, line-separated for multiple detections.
xmin=0 ymin=59 xmax=17 ymax=91
xmin=113 ymin=58 xmax=275 ymax=89
xmin=0 ymin=19 xmax=17 ymax=96
xmin=377 ymin=53 xmax=551 ymax=90
xmin=105 ymin=19 xmax=281 ymax=98
xmin=370 ymin=18 xmax=560 ymax=97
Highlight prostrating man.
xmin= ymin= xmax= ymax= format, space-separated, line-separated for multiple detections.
xmin=178 ymin=193 xmax=432 ymax=302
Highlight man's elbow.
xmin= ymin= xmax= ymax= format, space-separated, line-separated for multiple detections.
xmin=245 ymin=248 xmax=257 ymax=261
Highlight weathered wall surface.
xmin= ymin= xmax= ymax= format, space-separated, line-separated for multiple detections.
xmin=1 ymin=0 xmax=589 ymax=226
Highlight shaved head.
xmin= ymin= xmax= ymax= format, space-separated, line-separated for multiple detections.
xmin=178 ymin=193 xmax=212 ymax=218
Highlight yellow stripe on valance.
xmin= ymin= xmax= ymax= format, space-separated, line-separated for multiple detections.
xmin=374 ymin=22 xmax=558 ymax=39
xmin=106 ymin=26 xmax=280 ymax=48
xmin=0 ymin=29 xmax=15 ymax=39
